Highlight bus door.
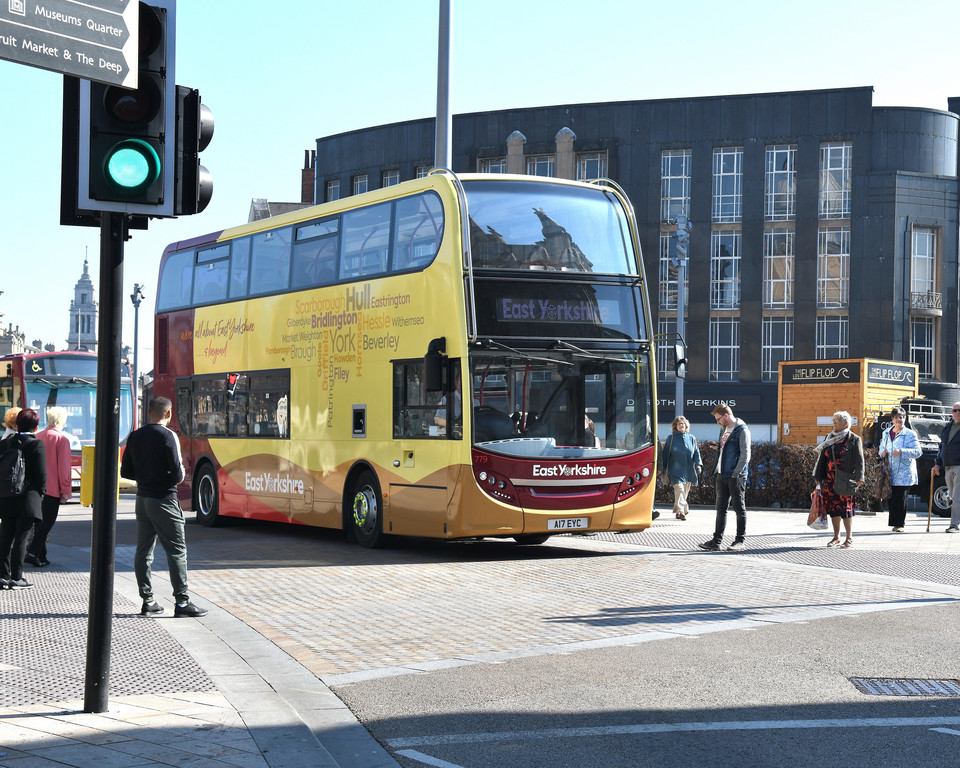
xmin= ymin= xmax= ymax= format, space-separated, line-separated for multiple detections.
xmin=386 ymin=357 xmax=462 ymax=537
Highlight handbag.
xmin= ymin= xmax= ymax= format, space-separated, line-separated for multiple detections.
xmin=807 ymin=489 xmax=828 ymax=529
xmin=831 ymin=445 xmax=858 ymax=497
xmin=877 ymin=456 xmax=893 ymax=500
xmin=834 ymin=468 xmax=858 ymax=497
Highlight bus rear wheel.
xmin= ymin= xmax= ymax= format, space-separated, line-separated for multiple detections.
xmin=349 ymin=471 xmax=386 ymax=548
xmin=194 ymin=463 xmax=221 ymax=527
xmin=514 ymin=534 xmax=550 ymax=545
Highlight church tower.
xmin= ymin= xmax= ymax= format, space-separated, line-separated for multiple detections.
xmin=67 ymin=259 xmax=98 ymax=352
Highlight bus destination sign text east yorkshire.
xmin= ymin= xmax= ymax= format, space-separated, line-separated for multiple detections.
xmin=0 ymin=0 xmax=137 ymax=87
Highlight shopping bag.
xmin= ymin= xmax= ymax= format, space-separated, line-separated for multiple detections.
xmin=808 ymin=489 xmax=828 ymax=530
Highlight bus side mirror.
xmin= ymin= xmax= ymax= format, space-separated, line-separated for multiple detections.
xmin=673 ymin=342 xmax=687 ymax=380
xmin=425 ymin=337 xmax=446 ymax=392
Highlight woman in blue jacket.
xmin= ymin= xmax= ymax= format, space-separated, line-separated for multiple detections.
xmin=658 ymin=416 xmax=702 ymax=521
xmin=879 ymin=406 xmax=922 ymax=532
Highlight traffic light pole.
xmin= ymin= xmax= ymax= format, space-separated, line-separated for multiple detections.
xmin=84 ymin=212 xmax=126 ymax=713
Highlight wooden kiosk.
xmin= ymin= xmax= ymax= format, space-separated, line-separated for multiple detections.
xmin=777 ymin=358 xmax=919 ymax=444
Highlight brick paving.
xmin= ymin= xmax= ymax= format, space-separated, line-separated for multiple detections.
xmin=3 ymin=499 xmax=959 ymax=767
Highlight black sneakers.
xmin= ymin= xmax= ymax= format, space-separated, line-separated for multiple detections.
xmin=174 ymin=601 xmax=208 ymax=618
xmin=141 ymin=600 xmax=164 ymax=616
xmin=698 ymin=539 xmax=721 ymax=551
xmin=727 ymin=540 xmax=746 ymax=552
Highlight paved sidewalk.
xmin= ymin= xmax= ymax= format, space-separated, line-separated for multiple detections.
xmin=0 ymin=524 xmax=399 ymax=768
xmin=2 ymin=500 xmax=958 ymax=767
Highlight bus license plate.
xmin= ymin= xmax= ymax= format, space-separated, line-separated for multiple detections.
xmin=547 ymin=517 xmax=589 ymax=531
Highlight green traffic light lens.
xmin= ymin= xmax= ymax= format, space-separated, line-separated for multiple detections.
xmin=105 ymin=139 xmax=161 ymax=191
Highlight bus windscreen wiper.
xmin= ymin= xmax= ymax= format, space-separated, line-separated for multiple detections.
xmin=475 ymin=338 xmax=573 ymax=367
xmin=550 ymin=339 xmax=637 ymax=364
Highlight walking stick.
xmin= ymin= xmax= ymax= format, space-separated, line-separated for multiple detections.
xmin=928 ymin=467 xmax=935 ymax=533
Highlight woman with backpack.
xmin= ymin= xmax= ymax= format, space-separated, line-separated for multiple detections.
xmin=0 ymin=409 xmax=46 ymax=590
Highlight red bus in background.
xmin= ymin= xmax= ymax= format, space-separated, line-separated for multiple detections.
xmin=0 ymin=351 xmax=136 ymax=489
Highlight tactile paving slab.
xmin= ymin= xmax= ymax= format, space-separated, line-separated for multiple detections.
xmin=0 ymin=564 xmax=215 ymax=707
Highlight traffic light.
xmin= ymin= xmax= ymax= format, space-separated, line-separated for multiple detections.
xmin=76 ymin=1 xmax=177 ymax=217
xmin=175 ymin=86 xmax=214 ymax=215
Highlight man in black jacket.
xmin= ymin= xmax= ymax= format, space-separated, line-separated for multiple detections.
xmin=121 ymin=396 xmax=207 ymax=617
xmin=933 ymin=401 xmax=960 ymax=533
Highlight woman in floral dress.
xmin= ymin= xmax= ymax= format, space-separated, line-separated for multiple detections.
xmin=813 ymin=411 xmax=865 ymax=548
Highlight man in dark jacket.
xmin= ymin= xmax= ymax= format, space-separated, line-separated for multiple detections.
xmin=932 ymin=401 xmax=960 ymax=533
xmin=121 ymin=396 xmax=207 ymax=617
xmin=699 ymin=403 xmax=751 ymax=552
xmin=0 ymin=409 xmax=46 ymax=589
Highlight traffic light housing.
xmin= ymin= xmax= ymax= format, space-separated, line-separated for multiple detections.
xmin=76 ymin=1 xmax=177 ymax=217
xmin=175 ymin=86 xmax=214 ymax=215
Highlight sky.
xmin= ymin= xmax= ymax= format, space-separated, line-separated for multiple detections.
xmin=1 ymin=0 xmax=959 ymax=368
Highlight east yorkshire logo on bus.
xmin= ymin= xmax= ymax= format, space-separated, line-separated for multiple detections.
xmin=245 ymin=471 xmax=305 ymax=495
xmin=532 ymin=464 xmax=608 ymax=478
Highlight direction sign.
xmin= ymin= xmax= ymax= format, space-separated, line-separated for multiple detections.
xmin=0 ymin=0 xmax=137 ymax=88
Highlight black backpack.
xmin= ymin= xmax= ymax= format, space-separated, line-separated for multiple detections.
xmin=0 ymin=435 xmax=26 ymax=498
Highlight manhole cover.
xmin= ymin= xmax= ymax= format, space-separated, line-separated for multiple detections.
xmin=850 ymin=678 xmax=960 ymax=697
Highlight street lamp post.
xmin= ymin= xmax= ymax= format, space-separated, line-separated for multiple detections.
xmin=671 ymin=216 xmax=691 ymax=420
xmin=130 ymin=284 xmax=144 ymax=411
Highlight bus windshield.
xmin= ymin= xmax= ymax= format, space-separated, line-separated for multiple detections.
xmin=468 ymin=352 xmax=653 ymax=459
xmin=463 ymin=180 xmax=634 ymax=274
xmin=23 ymin=379 xmax=135 ymax=449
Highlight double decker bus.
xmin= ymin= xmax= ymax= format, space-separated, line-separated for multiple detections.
xmin=0 ymin=351 xmax=137 ymax=489
xmin=153 ymin=171 xmax=658 ymax=547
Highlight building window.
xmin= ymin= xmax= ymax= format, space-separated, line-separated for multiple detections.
xmin=912 ymin=226 xmax=937 ymax=295
xmin=657 ymin=316 xmax=677 ymax=382
xmin=819 ymin=141 xmax=852 ymax=219
xmin=709 ymin=317 xmax=740 ymax=382
xmin=661 ymin=149 xmax=691 ymax=222
xmin=326 ymin=179 xmax=340 ymax=202
xmin=817 ymin=227 xmax=850 ymax=308
xmin=526 ymin=155 xmax=556 ymax=177
xmin=352 ymin=174 xmax=368 ymax=196
xmin=382 ymin=170 xmax=400 ymax=187
xmin=765 ymin=144 xmax=796 ymax=221
xmin=816 ymin=316 xmax=849 ymax=359
xmin=710 ymin=231 xmax=741 ymax=309
xmin=658 ymin=233 xmax=688 ymax=310
xmin=576 ymin=152 xmax=607 ymax=182
xmin=763 ymin=229 xmax=794 ymax=308
xmin=911 ymin=317 xmax=936 ymax=380
xmin=416 ymin=166 xmax=432 ymax=178
xmin=762 ymin=317 xmax=794 ymax=382
xmin=712 ymin=147 xmax=743 ymax=223
xmin=479 ymin=157 xmax=506 ymax=174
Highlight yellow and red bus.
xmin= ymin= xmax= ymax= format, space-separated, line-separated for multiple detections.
xmin=153 ymin=171 xmax=657 ymax=546
xmin=0 ymin=351 xmax=136 ymax=488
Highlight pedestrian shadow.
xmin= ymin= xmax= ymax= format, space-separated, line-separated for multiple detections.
xmin=543 ymin=596 xmax=955 ymax=628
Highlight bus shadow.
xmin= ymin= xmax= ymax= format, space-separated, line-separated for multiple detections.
xmin=55 ymin=517 xmax=618 ymax=570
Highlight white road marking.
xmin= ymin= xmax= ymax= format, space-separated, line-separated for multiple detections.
xmin=396 ymin=749 xmax=468 ymax=768
xmin=930 ymin=727 xmax=960 ymax=737
xmin=388 ymin=716 xmax=960 ymax=748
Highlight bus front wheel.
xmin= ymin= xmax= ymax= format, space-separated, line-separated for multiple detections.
xmin=195 ymin=463 xmax=221 ymax=527
xmin=514 ymin=534 xmax=550 ymax=545
xmin=349 ymin=471 xmax=386 ymax=548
